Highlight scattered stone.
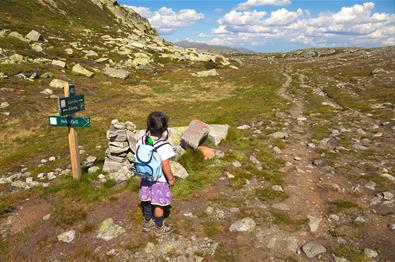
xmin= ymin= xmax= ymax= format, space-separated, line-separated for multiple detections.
xmin=0 ymin=102 xmax=9 ymax=109
xmin=329 ymin=214 xmax=340 ymax=221
xmin=307 ymin=143 xmax=316 ymax=148
xmin=272 ymin=203 xmax=289 ymax=211
xmin=312 ymin=159 xmax=324 ymax=166
xmin=273 ymin=146 xmax=282 ymax=154
xmin=97 ymin=218 xmax=125 ymax=241
xmin=170 ymin=161 xmax=189 ymax=179
xmin=237 ymin=124 xmax=250 ymax=130
xmin=293 ymin=156 xmax=301 ymax=161
xmin=106 ymin=249 xmax=116 ymax=256
xmin=88 ymin=166 xmax=100 ymax=174
xmin=84 ymin=50 xmax=98 ymax=57
xmin=308 ymin=215 xmax=322 ymax=233
xmin=381 ymin=173 xmax=395 ymax=182
xmin=364 ymin=181 xmax=376 ymax=190
xmin=226 ymin=172 xmax=235 ymax=179
xmin=208 ymin=124 xmax=229 ymax=146
xmin=354 ymin=216 xmax=366 ymax=224
xmin=198 ymin=146 xmax=216 ymax=159
xmin=48 ymin=156 xmax=56 ymax=162
xmin=31 ymin=43 xmax=43 ymax=52
xmin=84 ymin=155 xmax=97 ymax=168
xmin=9 ymin=31 xmax=27 ymax=42
xmin=191 ymin=69 xmax=219 ymax=77
xmin=381 ymin=191 xmax=394 ymax=201
xmin=72 ymin=64 xmax=94 ymax=77
xmin=52 ymin=60 xmax=66 ymax=68
xmin=0 ymin=72 xmax=8 ymax=80
xmin=65 ymin=48 xmax=73 ymax=55
xmin=40 ymin=72 xmax=53 ymax=79
xmin=302 ymin=242 xmax=326 ymax=258
xmin=363 ymin=248 xmax=378 ymax=258
xmin=388 ymin=224 xmax=395 ymax=230
xmin=103 ymin=67 xmax=130 ymax=80
xmin=41 ymin=88 xmax=53 ymax=95
xmin=145 ymin=242 xmax=155 ymax=254
xmin=57 ymin=230 xmax=75 ymax=243
xmin=270 ymin=131 xmax=288 ymax=139
xmin=271 ymin=185 xmax=284 ymax=192
xmin=25 ymin=30 xmax=43 ymax=42
xmin=11 ymin=180 xmax=28 ymax=189
xmin=232 ymin=161 xmax=242 ymax=168
xmin=180 ymin=119 xmax=209 ymax=150
xmin=229 ymin=217 xmax=256 ymax=232
xmin=43 ymin=214 xmax=51 ymax=221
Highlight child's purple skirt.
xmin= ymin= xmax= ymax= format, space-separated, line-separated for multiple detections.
xmin=139 ymin=179 xmax=172 ymax=206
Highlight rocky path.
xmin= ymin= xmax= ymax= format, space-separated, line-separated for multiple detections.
xmin=275 ymin=69 xmax=328 ymax=246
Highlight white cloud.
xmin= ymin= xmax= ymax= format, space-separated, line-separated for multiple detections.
xmin=208 ymin=2 xmax=395 ymax=48
xmin=125 ymin=6 xmax=204 ymax=34
xmin=237 ymin=0 xmax=291 ymax=11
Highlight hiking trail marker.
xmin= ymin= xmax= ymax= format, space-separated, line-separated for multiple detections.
xmin=48 ymin=84 xmax=90 ymax=180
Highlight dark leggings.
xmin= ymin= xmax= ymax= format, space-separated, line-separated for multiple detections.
xmin=141 ymin=201 xmax=164 ymax=227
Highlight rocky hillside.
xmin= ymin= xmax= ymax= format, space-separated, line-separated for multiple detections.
xmin=0 ymin=0 xmax=394 ymax=261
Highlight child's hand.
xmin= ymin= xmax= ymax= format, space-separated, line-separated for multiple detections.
xmin=169 ymin=177 xmax=176 ymax=186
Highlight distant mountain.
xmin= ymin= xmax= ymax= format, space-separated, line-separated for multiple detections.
xmin=174 ymin=41 xmax=253 ymax=53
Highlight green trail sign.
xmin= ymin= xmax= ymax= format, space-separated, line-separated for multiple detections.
xmin=58 ymin=95 xmax=85 ymax=116
xmin=48 ymin=84 xmax=89 ymax=181
xmin=48 ymin=115 xmax=91 ymax=128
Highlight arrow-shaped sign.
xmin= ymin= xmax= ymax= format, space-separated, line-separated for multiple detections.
xmin=48 ymin=115 xmax=90 ymax=128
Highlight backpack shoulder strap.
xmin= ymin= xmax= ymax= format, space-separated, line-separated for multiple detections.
xmin=153 ymin=141 xmax=170 ymax=151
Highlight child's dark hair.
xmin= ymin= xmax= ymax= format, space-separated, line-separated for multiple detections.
xmin=146 ymin=111 xmax=169 ymax=136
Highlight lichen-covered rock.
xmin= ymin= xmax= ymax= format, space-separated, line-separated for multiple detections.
xmin=170 ymin=161 xmax=189 ymax=179
xmin=97 ymin=218 xmax=125 ymax=241
xmin=103 ymin=67 xmax=130 ymax=79
xmin=25 ymin=30 xmax=43 ymax=42
xmin=191 ymin=69 xmax=219 ymax=77
xmin=49 ymin=79 xmax=68 ymax=89
xmin=229 ymin=217 xmax=256 ymax=232
xmin=72 ymin=64 xmax=94 ymax=77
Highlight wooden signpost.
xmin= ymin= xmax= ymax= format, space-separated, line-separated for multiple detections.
xmin=48 ymin=84 xmax=90 ymax=180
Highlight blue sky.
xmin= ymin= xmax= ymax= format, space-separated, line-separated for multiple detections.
xmin=120 ymin=0 xmax=395 ymax=51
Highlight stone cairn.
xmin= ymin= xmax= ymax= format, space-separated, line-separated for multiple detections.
xmin=102 ymin=118 xmax=229 ymax=182
xmin=103 ymin=119 xmax=141 ymax=182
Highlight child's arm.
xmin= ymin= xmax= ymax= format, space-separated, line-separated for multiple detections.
xmin=162 ymin=160 xmax=176 ymax=186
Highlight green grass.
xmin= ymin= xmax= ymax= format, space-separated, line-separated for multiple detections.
xmin=324 ymin=86 xmax=370 ymax=112
xmin=53 ymin=201 xmax=87 ymax=227
xmin=173 ymin=149 xmax=225 ymax=196
xmin=256 ymin=188 xmax=288 ymax=202
xmin=329 ymin=199 xmax=362 ymax=214
xmin=271 ymin=210 xmax=307 ymax=232
xmin=332 ymin=244 xmax=370 ymax=262
xmin=201 ymin=220 xmax=223 ymax=237
xmin=214 ymin=242 xmax=236 ymax=262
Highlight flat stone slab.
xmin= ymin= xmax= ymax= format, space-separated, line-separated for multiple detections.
xmin=97 ymin=218 xmax=125 ymax=241
xmin=208 ymin=124 xmax=229 ymax=146
xmin=181 ymin=120 xmax=209 ymax=150
xmin=170 ymin=161 xmax=189 ymax=179
xmin=229 ymin=217 xmax=256 ymax=232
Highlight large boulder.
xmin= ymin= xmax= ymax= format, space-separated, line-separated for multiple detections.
xmin=180 ymin=120 xmax=210 ymax=150
xmin=229 ymin=217 xmax=256 ymax=232
xmin=72 ymin=64 xmax=94 ymax=77
xmin=52 ymin=60 xmax=66 ymax=68
xmin=49 ymin=79 xmax=68 ymax=89
xmin=57 ymin=230 xmax=75 ymax=243
xmin=103 ymin=67 xmax=130 ymax=79
xmin=97 ymin=218 xmax=125 ymax=241
xmin=170 ymin=161 xmax=189 ymax=179
xmin=302 ymin=242 xmax=326 ymax=258
xmin=25 ymin=30 xmax=43 ymax=42
xmin=208 ymin=124 xmax=229 ymax=146
xmin=191 ymin=69 xmax=219 ymax=77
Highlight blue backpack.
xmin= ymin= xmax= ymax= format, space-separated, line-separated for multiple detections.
xmin=134 ymin=136 xmax=169 ymax=181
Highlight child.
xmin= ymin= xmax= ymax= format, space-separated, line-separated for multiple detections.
xmin=137 ymin=112 xmax=176 ymax=235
